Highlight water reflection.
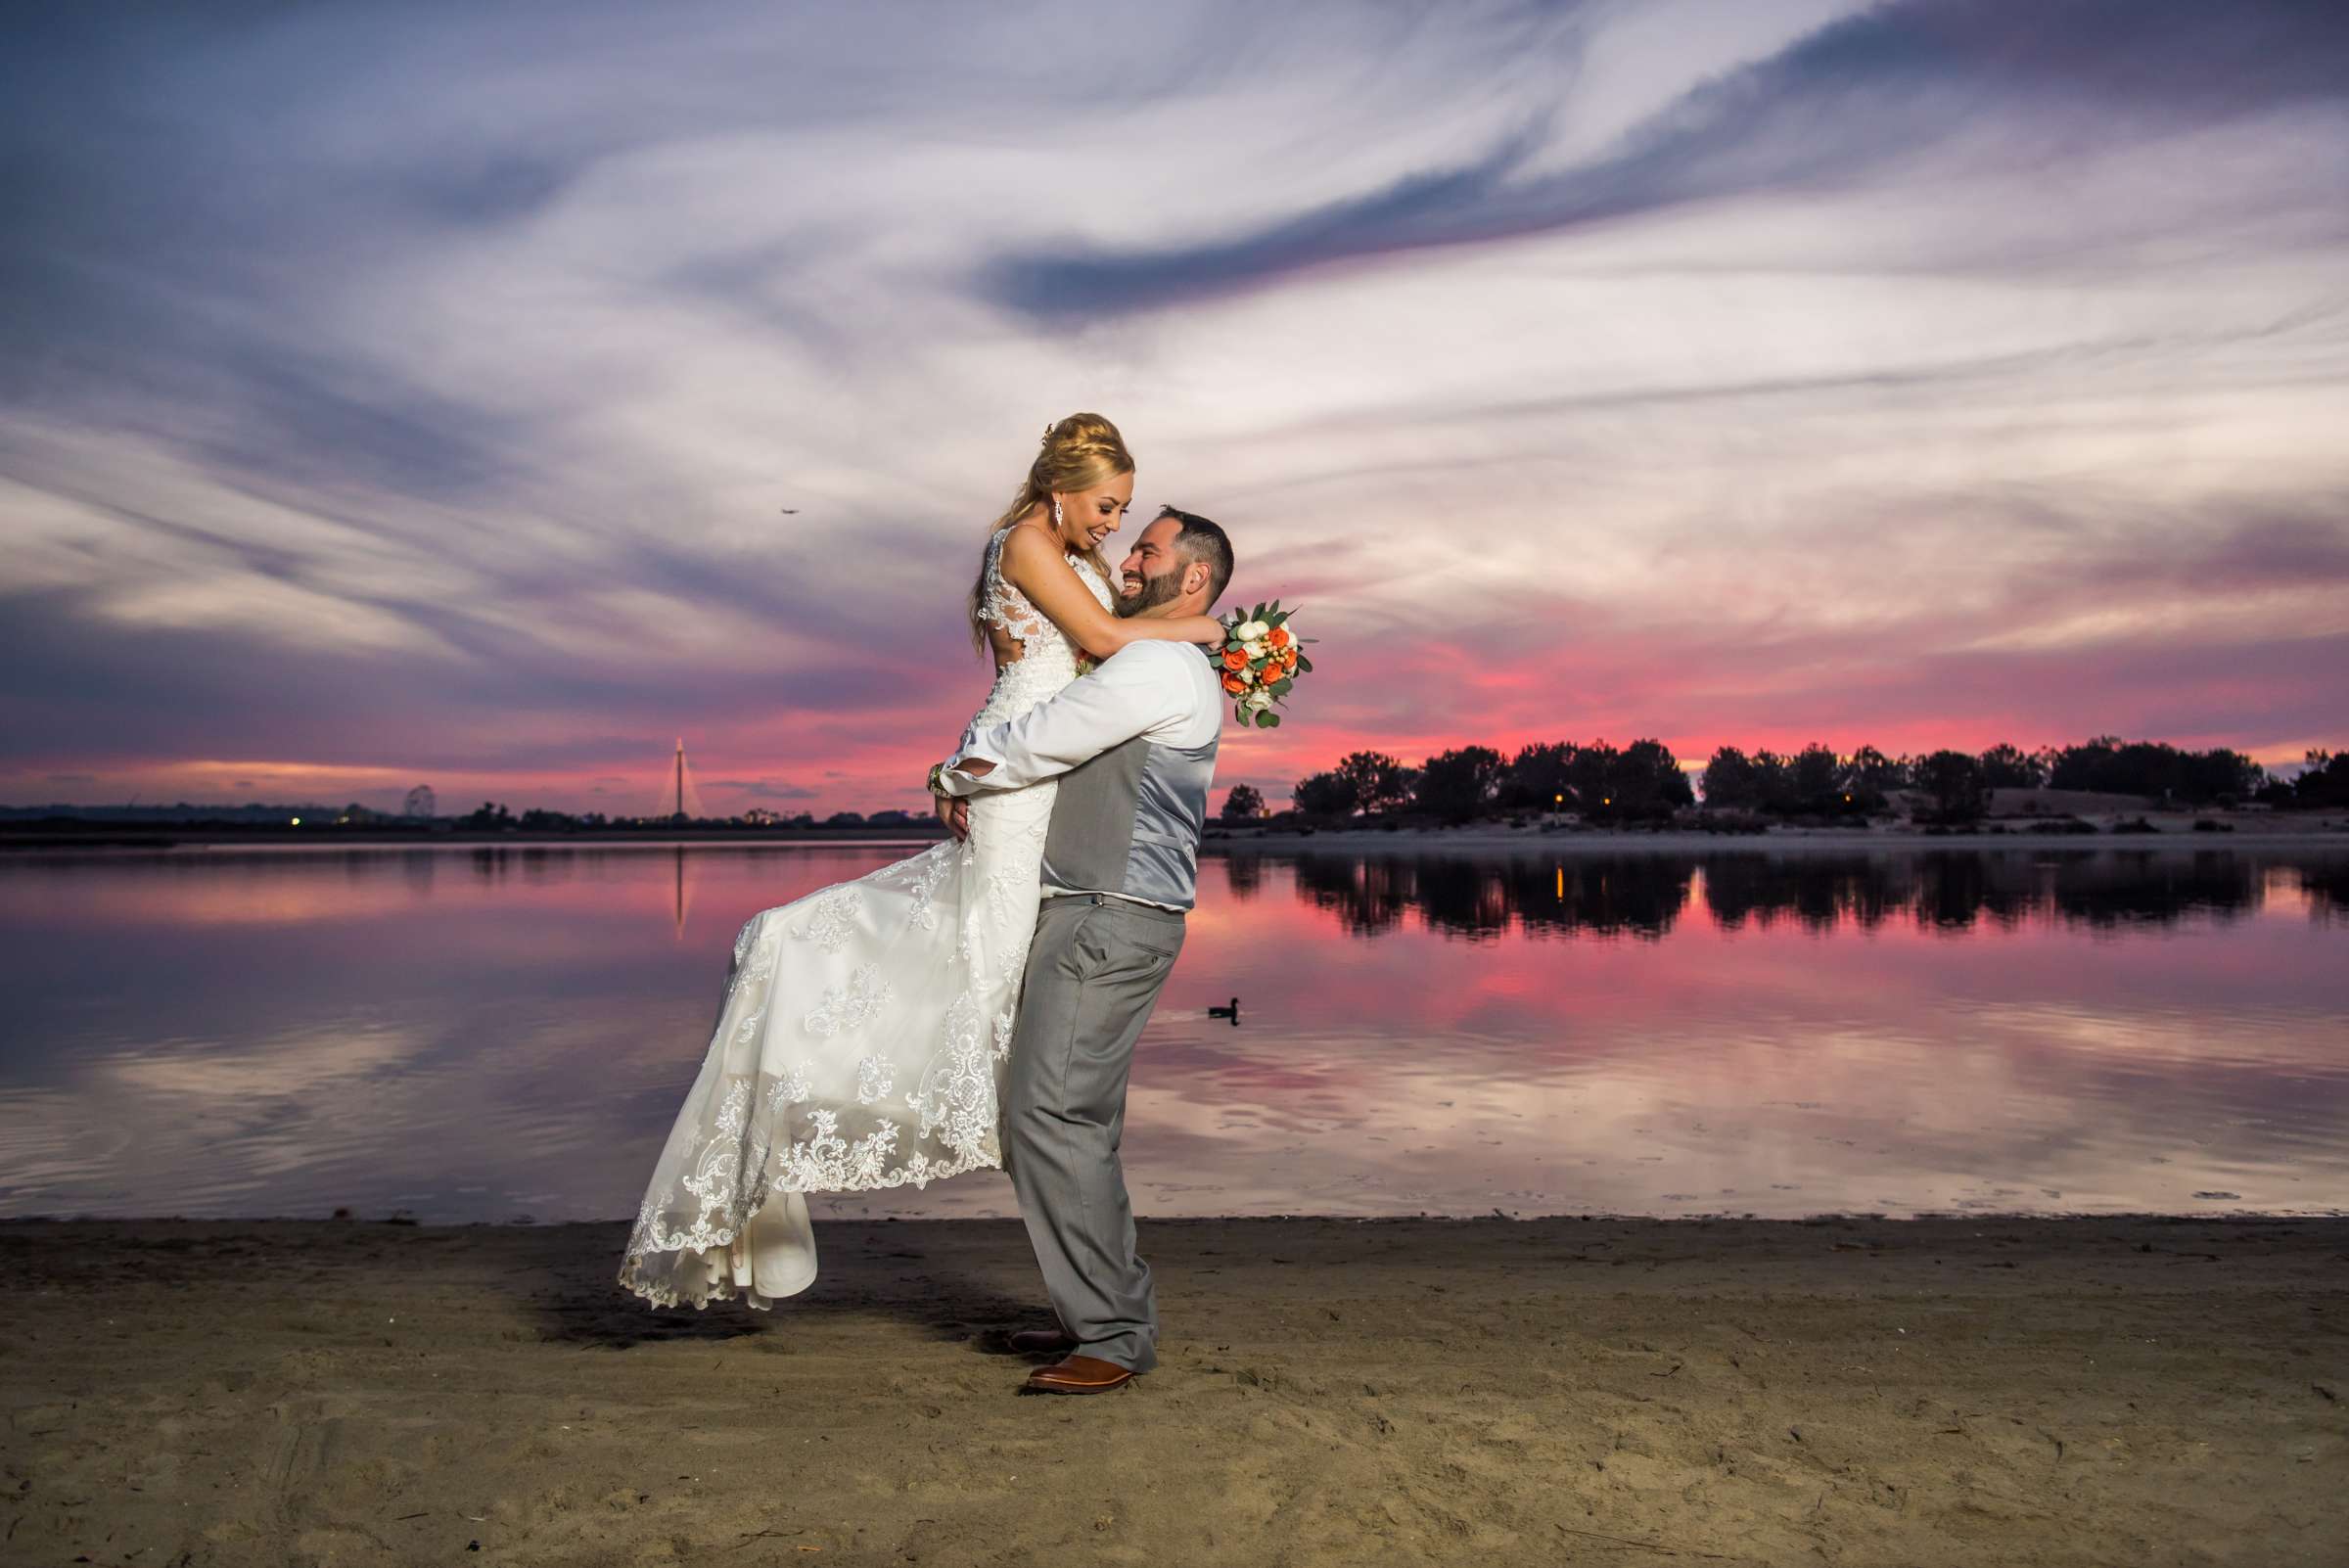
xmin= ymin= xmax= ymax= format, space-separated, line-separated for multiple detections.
xmin=1256 ymin=848 xmax=2346 ymax=940
xmin=0 ymin=842 xmax=2342 ymax=1225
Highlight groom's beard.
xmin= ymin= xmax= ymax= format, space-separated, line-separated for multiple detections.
xmin=1116 ymin=569 xmax=1181 ymax=618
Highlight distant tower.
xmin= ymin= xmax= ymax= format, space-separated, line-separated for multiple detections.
xmin=402 ymin=784 xmax=438 ymax=819
xmin=654 ymin=740 xmax=705 ymax=823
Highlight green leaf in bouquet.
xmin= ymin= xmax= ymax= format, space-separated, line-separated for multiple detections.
xmin=1269 ymin=677 xmax=1293 ymax=696
xmin=1263 ymin=712 xmax=1281 ymax=727
xmin=1295 ymin=654 xmax=1313 ymax=673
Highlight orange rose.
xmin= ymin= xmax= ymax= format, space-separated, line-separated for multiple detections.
xmin=1221 ymin=673 xmax=1246 ymax=695
xmin=1267 ymin=625 xmax=1291 ymax=649
xmin=1221 ymin=647 xmax=1250 ymax=671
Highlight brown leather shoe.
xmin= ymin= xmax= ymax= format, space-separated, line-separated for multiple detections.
xmin=1023 ymin=1354 xmax=1136 ymax=1395
xmin=1008 ymin=1326 xmax=1079 ymax=1355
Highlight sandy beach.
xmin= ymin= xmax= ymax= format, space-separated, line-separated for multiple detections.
xmin=5 ymin=1214 xmax=2343 ymax=1567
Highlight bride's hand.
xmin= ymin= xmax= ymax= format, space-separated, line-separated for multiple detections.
xmin=1180 ymin=615 xmax=1228 ymax=648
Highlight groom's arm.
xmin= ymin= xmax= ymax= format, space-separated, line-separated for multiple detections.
xmin=931 ymin=643 xmax=1191 ymax=798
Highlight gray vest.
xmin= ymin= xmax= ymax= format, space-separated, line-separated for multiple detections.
xmin=1041 ymin=729 xmax=1220 ymax=911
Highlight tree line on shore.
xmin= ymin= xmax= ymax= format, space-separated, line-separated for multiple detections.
xmin=1237 ymin=738 xmax=2348 ymax=826
xmin=0 ymin=801 xmax=947 ymax=835
xmin=449 ymin=803 xmax=930 ymax=831
xmin=12 ymin=740 xmax=2341 ymax=838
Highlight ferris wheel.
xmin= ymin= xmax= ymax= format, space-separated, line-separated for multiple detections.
xmin=402 ymin=785 xmax=438 ymax=819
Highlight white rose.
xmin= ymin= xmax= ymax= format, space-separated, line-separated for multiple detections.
xmin=1242 ymin=639 xmax=1267 ymax=661
xmin=1234 ymin=620 xmax=1269 ymax=642
xmin=1242 ymin=689 xmax=1273 ymax=711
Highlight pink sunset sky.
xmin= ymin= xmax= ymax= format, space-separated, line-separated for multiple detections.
xmin=4 ymin=1 xmax=2345 ymax=817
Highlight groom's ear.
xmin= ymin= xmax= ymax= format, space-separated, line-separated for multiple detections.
xmin=1183 ymin=558 xmax=1212 ymax=600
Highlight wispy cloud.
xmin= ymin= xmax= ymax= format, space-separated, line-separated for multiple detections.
xmin=981 ymin=0 xmax=2349 ymax=320
xmin=1 ymin=0 xmax=2343 ymax=813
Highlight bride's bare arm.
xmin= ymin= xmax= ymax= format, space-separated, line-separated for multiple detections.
xmin=999 ymin=525 xmax=1224 ymax=660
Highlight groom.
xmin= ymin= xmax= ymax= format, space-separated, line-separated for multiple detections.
xmin=927 ymin=505 xmax=1234 ymax=1394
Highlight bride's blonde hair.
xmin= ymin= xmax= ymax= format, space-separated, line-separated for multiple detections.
xmin=969 ymin=412 xmax=1133 ymax=653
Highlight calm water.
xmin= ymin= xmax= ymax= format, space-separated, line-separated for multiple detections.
xmin=2 ymin=842 xmax=2345 ymax=1223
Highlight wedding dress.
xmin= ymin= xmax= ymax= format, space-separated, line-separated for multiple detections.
xmin=618 ymin=527 xmax=1111 ymax=1309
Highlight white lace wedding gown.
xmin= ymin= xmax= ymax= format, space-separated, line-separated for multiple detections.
xmin=618 ymin=528 xmax=1111 ymax=1309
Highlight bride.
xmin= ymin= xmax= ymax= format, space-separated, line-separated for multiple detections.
xmin=619 ymin=413 xmax=1224 ymax=1309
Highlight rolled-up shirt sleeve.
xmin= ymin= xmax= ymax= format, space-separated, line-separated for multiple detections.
xmin=935 ymin=643 xmax=1190 ymax=797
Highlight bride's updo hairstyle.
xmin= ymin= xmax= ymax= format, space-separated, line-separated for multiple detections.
xmin=968 ymin=412 xmax=1134 ymax=653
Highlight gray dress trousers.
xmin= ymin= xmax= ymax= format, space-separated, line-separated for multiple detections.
xmin=999 ymin=891 xmax=1187 ymax=1372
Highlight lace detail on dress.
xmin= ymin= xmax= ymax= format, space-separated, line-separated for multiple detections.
xmin=805 ymin=963 xmax=891 ymax=1038
xmin=790 ymin=887 xmax=858 ymax=952
xmin=979 ymin=526 xmax=1048 ymax=650
xmin=975 ymin=527 xmax=1108 ymax=713
xmin=903 ymin=849 xmax=956 ymax=930
xmin=616 ymin=530 xmax=1117 ymax=1312
xmin=776 ymin=1109 xmax=902 ymax=1191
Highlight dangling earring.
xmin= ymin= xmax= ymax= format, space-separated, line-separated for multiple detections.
xmin=1052 ymin=496 xmax=1063 ymax=528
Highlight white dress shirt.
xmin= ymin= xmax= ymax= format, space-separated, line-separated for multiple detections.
xmin=934 ymin=639 xmax=1222 ymax=908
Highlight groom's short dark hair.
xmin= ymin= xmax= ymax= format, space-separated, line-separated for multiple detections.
xmin=1157 ymin=506 xmax=1233 ymax=607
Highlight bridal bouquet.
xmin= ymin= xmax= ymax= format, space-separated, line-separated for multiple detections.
xmin=1211 ymin=600 xmax=1314 ymax=727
